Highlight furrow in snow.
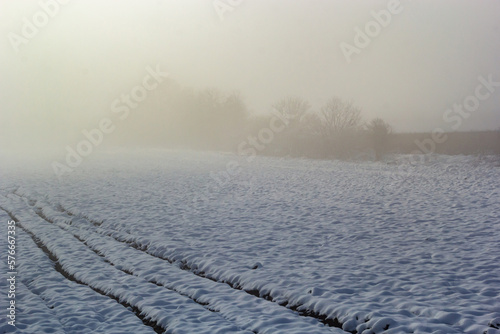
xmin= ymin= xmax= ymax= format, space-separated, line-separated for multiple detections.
xmin=11 ymin=191 xmax=346 ymax=334
xmin=1 ymin=206 xmax=161 ymax=334
xmin=30 ymin=205 xmax=254 ymax=333
xmin=0 ymin=196 xmax=250 ymax=334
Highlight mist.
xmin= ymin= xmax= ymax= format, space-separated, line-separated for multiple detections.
xmin=2 ymin=2 xmax=500 ymax=332
xmin=1 ymin=0 xmax=500 ymax=158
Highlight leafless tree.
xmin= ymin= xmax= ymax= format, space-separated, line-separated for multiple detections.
xmin=319 ymin=97 xmax=362 ymax=157
xmin=271 ymin=96 xmax=311 ymax=156
xmin=272 ymin=96 xmax=310 ymax=125
xmin=320 ymin=98 xmax=362 ymax=135
xmin=366 ymin=117 xmax=392 ymax=160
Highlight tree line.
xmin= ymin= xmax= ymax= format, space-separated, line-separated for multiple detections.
xmin=110 ymin=78 xmax=500 ymax=159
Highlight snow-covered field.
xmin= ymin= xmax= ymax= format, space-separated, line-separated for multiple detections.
xmin=1 ymin=149 xmax=499 ymax=334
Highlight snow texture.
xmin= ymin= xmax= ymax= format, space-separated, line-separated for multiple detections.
xmin=1 ymin=149 xmax=499 ymax=334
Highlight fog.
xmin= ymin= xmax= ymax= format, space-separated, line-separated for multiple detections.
xmin=1 ymin=0 xmax=500 ymax=157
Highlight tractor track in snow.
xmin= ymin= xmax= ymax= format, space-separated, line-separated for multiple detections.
xmin=2 ymin=195 xmax=255 ymax=334
xmin=0 ymin=206 xmax=166 ymax=334
xmin=10 ymin=191 xmax=354 ymax=334
xmin=31 ymin=207 xmax=256 ymax=334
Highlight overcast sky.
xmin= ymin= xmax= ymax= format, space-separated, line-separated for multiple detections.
xmin=1 ymin=0 xmax=499 ymax=153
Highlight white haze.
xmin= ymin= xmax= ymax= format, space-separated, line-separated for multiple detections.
xmin=1 ymin=0 xmax=499 ymax=157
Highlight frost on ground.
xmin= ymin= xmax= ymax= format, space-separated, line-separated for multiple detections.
xmin=0 ymin=149 xmax=499 ymax=334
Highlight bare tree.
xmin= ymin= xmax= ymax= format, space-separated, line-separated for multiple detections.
xmin=366 ymin=117 xmax=392 ymax=160
xmin=272 ymin=96 xmax=310 ymax=125
xmin=181 ymin=88 xmax=249 ymax=149
xmin=319 ymin=97 xmax=362 ymax=157
xmin=271 ymin=97 xmax=311 ymax=156
xmin=320 ymin=98 xmax=362 ymax=134
xmin=297 ymin=112 xmax=326 ymax=158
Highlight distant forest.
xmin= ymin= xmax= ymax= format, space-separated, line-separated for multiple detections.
xmin=110 ymin=78 xmax=500 ymax=161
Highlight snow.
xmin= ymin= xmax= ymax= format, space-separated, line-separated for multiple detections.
xmin=1 ymin=149 xmax=499 ymax=333
xmin=0 ymin=206 xmax=155 ymax=334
